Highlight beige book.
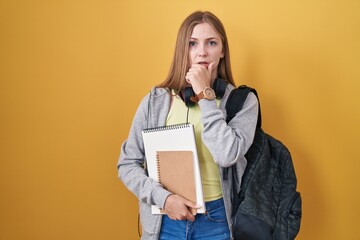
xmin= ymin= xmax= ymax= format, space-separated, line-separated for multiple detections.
xmin=157 ymin=151 xmax=196 ymax=210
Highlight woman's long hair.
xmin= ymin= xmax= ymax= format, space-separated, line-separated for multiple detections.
xmin=157 ymin=11 xmax=235 ymax=92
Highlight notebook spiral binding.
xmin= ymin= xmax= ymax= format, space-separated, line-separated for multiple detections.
xmin=156 ymin=152 xmax=161 ymax=183
xmin=142 ymin=123 xmax=190 ymax=133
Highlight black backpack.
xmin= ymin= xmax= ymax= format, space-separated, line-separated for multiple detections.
xmin=225 ymin=85 xmax=302 ymax=240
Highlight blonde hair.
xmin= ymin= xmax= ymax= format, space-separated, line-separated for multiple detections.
xmin=157 ymin=11 xmax=235 ymax=92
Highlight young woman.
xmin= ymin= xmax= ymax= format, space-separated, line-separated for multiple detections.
xmin=118 ymin=11 xmax=258 ymax=240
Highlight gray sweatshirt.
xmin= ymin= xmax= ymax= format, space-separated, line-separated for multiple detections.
xmin=117 ymin=85 xmax=258 ymax=239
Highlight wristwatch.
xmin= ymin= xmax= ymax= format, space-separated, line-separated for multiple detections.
xmin=190 ymin=87 xmax=216 ymax=102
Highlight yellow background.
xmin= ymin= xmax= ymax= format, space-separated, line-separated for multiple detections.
xmin=1 ymin=0 xmax=359 ymax=239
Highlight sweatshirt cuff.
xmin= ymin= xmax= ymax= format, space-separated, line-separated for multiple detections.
xmin=152 ymin=185 xmax=172 ymax=209
xmin=198 ymin=98 xmax=217 ymax=111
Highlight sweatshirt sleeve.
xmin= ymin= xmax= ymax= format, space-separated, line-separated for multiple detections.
xmin=117 ymin=93 xmax=171 ymax=209
xmin=198 ymin=92 xmax=258 ymax=167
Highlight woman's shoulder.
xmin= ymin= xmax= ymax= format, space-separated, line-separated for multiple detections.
xmin=149 ymin=86 xmax=170 ymax=96
xmin=141 ymin=87 xmax=171 ymax=104
xmin=224 ymin=84 xmax=257 ymax=101
xmin=225 ymin=83 xmax=236 ymax=92
xmin=221 ymin=83 xmax=258 ymax=108
xmin=134 ymin=87 xmax=171 ymax=117
xmin=222 ymin=83 xmax=236 ymax=101
xmin=140 ymin=86 xmax=169 ymax=97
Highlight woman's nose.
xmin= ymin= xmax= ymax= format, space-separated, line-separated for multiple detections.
xmin=198 ymin=44 xmax=208 ymax=57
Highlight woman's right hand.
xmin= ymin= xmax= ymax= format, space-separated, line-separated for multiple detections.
xmin=185 ymin=62 xmax=216 ymax=95
xmin=163 ymin=194 xmax=199 ymax=221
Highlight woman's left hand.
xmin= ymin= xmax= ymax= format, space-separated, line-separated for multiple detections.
xmin=185 ymin=62 xmax=216 ymax=94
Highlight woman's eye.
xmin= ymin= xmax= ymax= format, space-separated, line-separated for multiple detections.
xmin=189 ymin=41 xmax=197 ymax=47
xmin=209 ymin=41 xmax=217 ymax=46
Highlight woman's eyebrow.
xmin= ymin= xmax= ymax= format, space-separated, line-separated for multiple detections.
xmin=190 ymin=37 xmax=219 ymax=40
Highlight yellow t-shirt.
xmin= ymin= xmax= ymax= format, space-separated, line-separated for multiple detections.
xmin=166 ymin=91 xmax=223 ymax=202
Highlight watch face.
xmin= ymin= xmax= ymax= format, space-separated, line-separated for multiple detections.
xmin=204 ymin=88 xmax=216 ymax=99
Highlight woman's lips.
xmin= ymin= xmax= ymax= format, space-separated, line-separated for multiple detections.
xmin=198 ymin=62 xmax=209 ymax=68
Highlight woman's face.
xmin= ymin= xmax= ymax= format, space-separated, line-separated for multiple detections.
xmin=188 ymin=22 xmax=224 ymax=77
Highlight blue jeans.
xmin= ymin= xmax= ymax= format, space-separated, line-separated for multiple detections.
xmin=159 ymin=198 xmax=230 ymax=240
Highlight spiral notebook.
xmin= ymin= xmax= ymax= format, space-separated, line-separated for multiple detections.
xmin=142 ymin=123 xmax=205 ymax=214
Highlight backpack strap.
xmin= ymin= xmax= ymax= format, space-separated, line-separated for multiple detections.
xmin=223 ymin=85 xmax=262 ymax=181
xmin=225 ymin=85 xmax=262 ymax=128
